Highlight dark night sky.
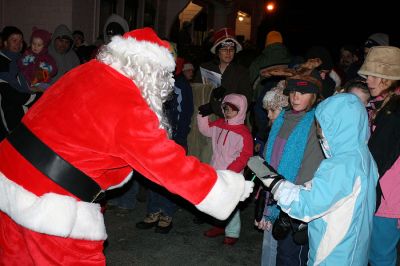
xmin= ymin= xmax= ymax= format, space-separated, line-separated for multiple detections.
xmin=256 ymin=0 xmax=398 ymax=57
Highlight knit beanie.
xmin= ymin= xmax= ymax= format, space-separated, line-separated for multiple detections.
xmin=305 ymin=46 xmax=333 ymax=71
xmin=365 ymin=33 xmax=389 ymax=48
xmin=265 ymin=31 xmax=283 ymax=46
xmin=31 ymin=27 xmax=52 ymax=47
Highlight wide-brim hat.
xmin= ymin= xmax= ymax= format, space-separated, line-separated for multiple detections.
xmin=210 ymin=27 xmax=242 ymax=54
xmin=358 ymin=46 xmax=400 ymax=80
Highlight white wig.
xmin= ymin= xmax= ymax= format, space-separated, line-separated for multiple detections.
xmin=96 ymin=42 xmax=175 ymax=134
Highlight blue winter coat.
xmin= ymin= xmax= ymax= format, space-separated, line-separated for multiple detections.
xmin=273 ymin=93 xmax=378 ymax=265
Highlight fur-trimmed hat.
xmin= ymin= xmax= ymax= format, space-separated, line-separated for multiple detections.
xmin=210 ymin=27 xmax=242 ymax=54
xmin=265 ymin=31 xmax=283 ymax=47
xmin=262 ymin=80 xmax=288 ymax=110
xmin=106 ymin=27 xmax=175 ymax=72
xmin=358 ymin=46 xmax=400 ymax=80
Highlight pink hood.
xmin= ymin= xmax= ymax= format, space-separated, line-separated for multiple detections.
xmin=222 ymin=94 xmax=247 ymax=125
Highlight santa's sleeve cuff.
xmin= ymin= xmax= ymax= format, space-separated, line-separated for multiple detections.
xmin=195 ymin=170 xmax=245 ymax=220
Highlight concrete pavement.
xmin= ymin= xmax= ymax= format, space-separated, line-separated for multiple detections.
xmin=104 ymin=193 xmax=263 ymax=265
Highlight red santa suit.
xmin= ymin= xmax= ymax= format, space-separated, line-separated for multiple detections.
xmin=0 ymin=28 xmax=252 ymax=265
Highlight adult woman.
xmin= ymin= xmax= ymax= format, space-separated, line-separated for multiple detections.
xmin=195 ymin=28 xmax=251 ymax=118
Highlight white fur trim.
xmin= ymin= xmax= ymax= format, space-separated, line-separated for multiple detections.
xmin=195 ymin=170 xmax=245 ymax=220
xmin=107 ymin=171 xmax=133 ymax=190
xmin=0 ymin=172 xmax=107 ymax=240
xmin=108 ymin=35 xmax=175 ymax=72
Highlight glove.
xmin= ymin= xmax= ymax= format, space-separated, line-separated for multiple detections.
xmin=198 ymin=103 xmax=214 ymax=117
xmin=240 ymin=181 xmax=254 ymax=201
xmin=247 ymin=156 xmax=283 ymax=190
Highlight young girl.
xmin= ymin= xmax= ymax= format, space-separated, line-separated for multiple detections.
xmin=259 ymin=73 xmax=324 ymax=266
xmin=18 ymin=27 xmax=57 ymax=91
xmin=344 ymin=78 xmax=370 ymax=106
xmin=262 ymin=80 xmax=289 ymax=126
xmin=358 ymin=46 xmax=400 ymax=266
xmin=197 ymin=92 xmax=253 ymax=245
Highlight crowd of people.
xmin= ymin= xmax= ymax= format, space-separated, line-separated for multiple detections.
xmin=0 ymin=13 xmax=399 ymax=266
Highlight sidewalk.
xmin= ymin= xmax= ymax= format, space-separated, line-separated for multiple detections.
xmin=104 ymin=195 xmax=263 ymax=265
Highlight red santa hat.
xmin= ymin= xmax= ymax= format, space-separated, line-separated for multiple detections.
xmin=106 ymin=27 xmax=176 ymax=72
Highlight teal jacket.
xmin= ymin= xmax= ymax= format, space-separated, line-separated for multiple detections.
xmin=274 ymin=93 xmax=378 ymax=265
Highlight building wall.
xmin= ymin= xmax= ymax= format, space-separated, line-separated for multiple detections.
xmin=1 ymin=0 xmax=74 ymax=43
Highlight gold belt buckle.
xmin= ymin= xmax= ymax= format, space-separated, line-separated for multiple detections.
xmin=91 ymin=190 xmax=105 ymax=203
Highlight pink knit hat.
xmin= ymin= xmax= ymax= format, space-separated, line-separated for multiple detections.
xmin=31 ymin=27 xmax=52 ymax=47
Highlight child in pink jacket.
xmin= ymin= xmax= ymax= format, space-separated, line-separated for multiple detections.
xmin=197 ymin=92 xmax=253 ymax=245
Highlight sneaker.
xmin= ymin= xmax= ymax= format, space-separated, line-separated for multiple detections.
xmin=155 ymin=215 xmax=173 ymax=234
xmin=204 ymin=226 xmax=225 ymax=238
xmin=136 ymin=212 xmax=161 ymax=229
xmin=223 ymin=236 xmax=238 ymax=245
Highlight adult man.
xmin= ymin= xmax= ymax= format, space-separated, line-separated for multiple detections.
xmin=48 ymin=24 xmax=80 ymax=83
xmin=0 ymin=28 xmax=253 ymax=265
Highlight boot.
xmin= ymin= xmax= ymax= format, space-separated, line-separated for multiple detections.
xmin=204 ymin=226 xmax=225 ymax=237
xmin=136 ymin=212 xmax=161 ymax=229
xmin=155 ymin=215 xmax=173 ymax=234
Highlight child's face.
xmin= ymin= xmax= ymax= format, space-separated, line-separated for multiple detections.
xmin=31 ymin=37 xmax=45 ymax=54
xmin=289 ymin=91 xmax=316 ymax=112
xmin=267 ymin=108 xmax=281 ymax=124
xmin=223 ymin=104 xmax=238 ymax=120
xmin=349 ymin=87 xmax=370 ymax=106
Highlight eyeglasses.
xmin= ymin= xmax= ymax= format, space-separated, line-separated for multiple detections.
xmin=219 ymin=48 xmax=235 ymax=54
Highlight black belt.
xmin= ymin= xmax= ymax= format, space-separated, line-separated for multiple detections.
xmin=7 ymin=123 xmax=104 ymax=202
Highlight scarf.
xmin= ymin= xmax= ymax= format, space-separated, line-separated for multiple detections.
xmin=264 ymin=108 xmax=316 ymax=222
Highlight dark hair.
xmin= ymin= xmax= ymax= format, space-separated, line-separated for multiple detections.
xmin=343 ymin=78 xmax=369 ymax=94
xmin=215 ymin=40 xmax=236 ymax=54
xmin=73 ymin=30 xmax=84 ymax=38
xmin=1 ymin=26 xmax=23 ymax=41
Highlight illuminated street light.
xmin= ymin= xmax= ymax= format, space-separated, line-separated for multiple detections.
xmin=265 ymin=1 xmax=275 ymax=13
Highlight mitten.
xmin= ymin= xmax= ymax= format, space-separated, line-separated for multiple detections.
xmin=240 ymin=181 xmax=254 ymax=201
xmin=211 ymin=86 xmax=226 ymax=100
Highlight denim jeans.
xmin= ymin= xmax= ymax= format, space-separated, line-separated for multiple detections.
xmin=107 ymin=179 xmax=139 ymax=209
xmin=225 ymin=209 xmax=241 ymax=238
xmin=369 ymin=216 xmax=400 ymax=266
xmin=261 ymin=229 xmax=277 ymax=266
xmin=276 ymin=229 xmax=309 ymax=266
xmin=147 ymin=189 xmax=177 ymax=217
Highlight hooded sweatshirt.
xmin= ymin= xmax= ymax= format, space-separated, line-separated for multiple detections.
xmin=197 ymin=93 xmax=253 ymax=173
xmin=273 ymin=93 xmax=378 ymax=265
xmin=48 ymin=24 xmax=80 ymax=83
xmin=103 ymin=14 xmax=129 ymax=44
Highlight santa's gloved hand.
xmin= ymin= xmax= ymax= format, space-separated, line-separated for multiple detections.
xmin=198 ymin=103 xmax=214 ymax=117
xmin=247 ymin=156 xmax=284 ymax=191
xmin=240 ymin=181 xmax=254 ymax=201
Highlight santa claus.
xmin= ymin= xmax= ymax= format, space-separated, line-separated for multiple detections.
xmin=0 ymin=28 xmax=254 ymax=265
